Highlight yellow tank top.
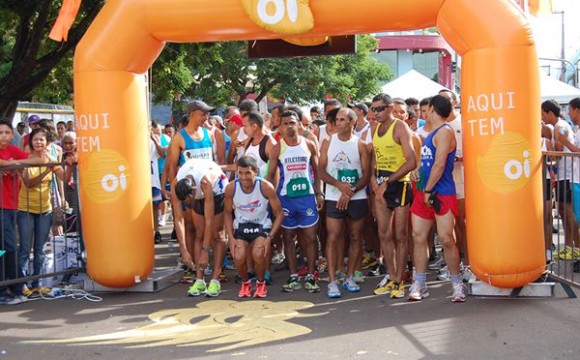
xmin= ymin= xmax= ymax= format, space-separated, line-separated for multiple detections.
xmin=372 ymin=120 xmax=410 ymax=182
xmin=18 ymin=159 xmax=57 ymax=214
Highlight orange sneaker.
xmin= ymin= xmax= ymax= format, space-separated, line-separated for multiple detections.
xmin=238 ymin=280 xmax=251 ymax=298
xmin=253 ymin=280 xmax=267 ymax=298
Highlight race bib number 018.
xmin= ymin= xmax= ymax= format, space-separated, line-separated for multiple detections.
xmin=287 ymin=176 xmax=311 ymax=197
xmin=240 ymin=0 xmax=315 ymax=35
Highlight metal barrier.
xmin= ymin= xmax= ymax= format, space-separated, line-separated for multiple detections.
xmin=0 ymin=161 xmax=84 ymax=295
xmin=543 ymin=150 xmax=580 ymax=292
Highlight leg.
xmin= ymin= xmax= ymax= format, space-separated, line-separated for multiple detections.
xmin=16 ymin=212 xmax=34 ymax=282
xmin=283 ymin=228 xmax=298 ymax=274
xmin=345 ymin=217 xmax=365 ymax=277
xmin=391 ymin=205 xmax=410 ymax=283
xmin=326 ymin=217 xmax=345 ymax=283
xmin=411 ymin=214 xmax=434 ymax=274
xmin=32 ymin=212 xmax=53 ymax=288
xmin=252 ymin=236 xmax=271 ymax=280
xmin=298 ymin=224 xmax=319 ymax=275
xmin=436 ymin=211 xmax=460 ymax=276
xmin=454 ymin=198 xmax=466 ymax=261
xmin=211 ymin=213 xmax=227 ymax=281
xmin=374 ymin=198 xmax=394 ymax=278
xmin=192 ymin=212 xmax=205 ymax=279
xmin=232 ymin=238 xmax=249 ymax=281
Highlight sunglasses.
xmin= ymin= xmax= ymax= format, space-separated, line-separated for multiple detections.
xmin=370 ymin=105 xmax=388 ymax=113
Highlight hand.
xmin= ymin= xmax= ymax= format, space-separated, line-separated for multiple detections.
xmin=162 ymin=188 xmax=171 ymax=200
xmin=198 ymin=250 xmax=210 ymax=269
xmin=336 ymin=182 xmax=354 ymax=198
xmin=316 ymin=193 xmax=325 ymax=211
xmin=424 ymin=192 xmax=431 ymax=206
xmin=375 ymin=182 xmax=387 ymax=205
xmin=336 ymin=194 xmax=350 ymax=211
xmin=180 ymin=251 xmax=194 ymax=270
xmin=410 ymin=170 xmax=420 ymax=182
xmin=65 ymin=153 xmax=78 ymax=166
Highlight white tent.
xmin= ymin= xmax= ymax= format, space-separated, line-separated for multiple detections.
xmin=380 ymin=70 xmax=450 ymax=100
xmin=540 ymin=73 xmax=580 ymax=104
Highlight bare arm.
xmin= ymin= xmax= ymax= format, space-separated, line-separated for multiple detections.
xmin=214 ymin=129 xmax=226 ymax=165
xmin=223 ymin=183 xmax=236 ymax=242
xmin=356 ymin=139 xmax=371 ymax=192
xmin=266 ymin=142 xmax=281 ymax=186
xmin=170 ymin=179 xmax=194 ymax=268
xmin=167 ymin=134 xmax=184 ymax=185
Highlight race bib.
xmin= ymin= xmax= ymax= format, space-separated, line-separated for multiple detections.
xmin=238 ymin=222 xmax=263 ymax=236
xmin=287 ymin=175 xmax=310 ymax=197
xmin=338 ymin=169 xmax=359 ymax=185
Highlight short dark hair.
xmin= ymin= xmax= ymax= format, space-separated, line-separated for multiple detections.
xmin=310 ymin=106 xmax=321 ymax=113
xmin=281 ymin=110 xmax=300 ymax=121
xmin=237 ymin=155 xmax=259 ymax=173
xmin=284 ymin=104 xmax=303 ymax=121
xmin=175 ymin=177 xmax=195 ymax=201
xmin=393 ymin=98 xmax=407 ymax=107
xmin=568 ymin=97 xmax=580 ymax=110
xmin=429 ymin=95 xmax=452 ymax=118
xmin=0 ymin=118 xmax=13 ymax=131
xmin=57 ymin=121 xmax=67 ymax=127
xmin=37 ymin=119 xmax=57 ymax=142
xmin=151 ymin=120 xmax=160 ymax=129
xmin=239 ymin=99 xmax=258 ymax=113
xmin=372 ymin=93 xmax=393 ymax=105
xmin=542 ymin=99 xmax=561 ymax=118
xmin=164 ymin=124 xmax=174 ymax=129
xmin=323 ymin=98 xmax=341 ymax=112
xmin=245 ymin=111 xmax=264 ymax=128
xmin=438 ymin=89 xmax=457 ymax=102
xmin=407 ymin=109 xmax=416 ymax=119
xmin=29 ymin=128 xmax=50 ymax=144
xmin=419 ymin=97 xmax=431 ymax=107
xmin=326 ymin=107 xmax=341 ymax=124
xmin=405 ymin=97 xmax=419 ymax=107
xmin=353 ymin=103 xmax=368 ymax=115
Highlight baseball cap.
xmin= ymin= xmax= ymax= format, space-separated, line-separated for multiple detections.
xmin=353 ymin=103 xmax=369 ymax=114
xmin=228 ymin=114 xmax=243 ymax=127
xmin=28 ymin=115 xmax=41 ymax=125
xmin=211 ymin=115 xmax=225 ymax=128
xmin=187 ymin=100 xmax=215 ymax=113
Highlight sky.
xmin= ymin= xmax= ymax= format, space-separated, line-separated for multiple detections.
xmin=529 ymin=0 xmax=580 ymax=65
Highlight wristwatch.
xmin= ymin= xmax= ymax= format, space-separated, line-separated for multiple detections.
xmin=202 ymin=246 xmax=213 ymax=254
xmin=350 ymin=185 xmax=357 ymax=193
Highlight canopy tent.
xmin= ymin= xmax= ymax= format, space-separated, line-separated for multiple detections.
xmin=379 ymin=69 xmax=450 ymax=100
xmin=540 ymin=73 xmax=580 ymax=104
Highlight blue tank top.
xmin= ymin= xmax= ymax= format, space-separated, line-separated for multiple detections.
xmin=224 ymin=131 xmax=231 ymax=158
xmin=418 ymin=124 xmax=456 ymax=195
xmin=179 ymin=127 xmax=213 ymax=165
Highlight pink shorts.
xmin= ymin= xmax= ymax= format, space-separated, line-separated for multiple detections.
xmin=411 ymin=190 xmax=458 ymax=220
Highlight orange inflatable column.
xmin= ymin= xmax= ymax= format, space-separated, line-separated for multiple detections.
xmin=461 ymin=46 xmax=545 ymax=287
xmin=74 ymin=71 xmax=154 ymax=287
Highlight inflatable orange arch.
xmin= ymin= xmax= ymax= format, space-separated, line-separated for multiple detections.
xmin=74 ymin=0 xmax=544 ymax=288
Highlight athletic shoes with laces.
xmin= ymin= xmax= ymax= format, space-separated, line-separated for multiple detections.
xmin=238 ymin=280 xmax=252 ymax=298
xmin=407 ymin=281 xmax=429 ymax=301
xmin=188 ymin=279 xmax=206 ymax=297
xmin=389 ymin=282 xmax=405 ymax=299
xmin=181 ymin=269 xmax=196 ymax=284
xmin=335 ymin=270 xmax=347 ymax=282
xmin=254 ymin=281 xmax=268 ymax=298
xmin=361 ymin=252 xmax=378 ymax=270
xmin=316 ymin=257 xmax=328 ymax=273
xmin=342 ymin=276 xmax=361 ymax=292
xmin=451 ymin=282 xmax=467 ymax=303
xmin=282 ymin=275 xmax=302 ymax=292
xmin=0 ymin=295 xmax=28 ymax=305
xmin=206 ymin=279 xmax=221 ymax=297
xmin=374 ymin=279 xmax=395 ymax=295
xmin=353 ymin=270 xmax=365 ymax=283
xmin=428 ymin=255 xmax=446 ymax=270
xmin=271 ymin=251 xmax=286 ymax=265
xmin=368 ymin=263 xmax=386 ymax=277
xmin=327 ymin=280 xmax=342 ymax=298
xmin=553 ymin=247 xmax=580 ymax=260
xmin=304 ymin=274 xmax=320 ymax=293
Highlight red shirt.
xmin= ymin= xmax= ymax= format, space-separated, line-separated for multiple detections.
xmin=0 ymin=144 xmax=29 ymax=209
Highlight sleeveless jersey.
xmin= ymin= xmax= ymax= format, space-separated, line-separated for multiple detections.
xmin=176 ymin=158 xmax=228 ymax=199
xmin=318 ymin=124 xmax=330 ymax=143
xmin=353 ymin=121 xmax=370 ymax=138
xmin=277 ymin=137 xmax=314 ymax=197
xmin=232 ymin=178 xmax=272 ymax=231
xmin=235 ymin=127 xmax=249 ymax=160
xmin=179 ymin=127 xmax=213 ymax=165
xmin=418 ymin=124 xmax=456 ymax=195
xmin=244 ymin=135 xmax=270 ymax=178
xmin=372 ymin=120 xmax=410 ymax=182
xmin=325 ymin=134 xmax=366 ymax=201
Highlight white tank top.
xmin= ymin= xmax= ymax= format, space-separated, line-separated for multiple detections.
xmin=233 ymin=178 xmax=272 ymax=230
xmin=244 ymin=137 xmax=269 ymax=178
xmin=236 ymin=128 xmax=249 ymax=160
xmin=324 ymin=134 xmax=366 ymax=201
xmin=318 ymin=124 xmax=330 ymax=143
xmin=176 ymin=159 xmax=228 ymax=199
xmin=277 ymin=137 xmax=314 ymax=197
xmin=353 ymin=121 xmax=370 ymax=138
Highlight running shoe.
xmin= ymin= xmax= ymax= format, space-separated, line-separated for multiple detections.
xmin=327 ymin=280 xmax=342 ymax=298
xmin=353 ymin=270 xmax=365 ymax=283
xmin=428 ymin=255 xmax=446 ymax=270
xmin=187 ymin=279 xmax=206 ymax=297
xmin=368 ymin=263 xmax=386 ymax=277
xmin=407 ymin=281 xmax=429 ymax=301
xmin=451 ymin=282 xmax=467 ymax=303
xmin=154 ymin=231 xmax=162 ymax=244
xmin=254 ymin=280 xmax=268 ymax=298
xmin=218 ymin=272 xmax=228 ymax=283
xmin=335 ymin=270 xmax=346 ymax=282
xmin=316 ymin=257 xmax=328 ymax=273
xmin=304 ymin=274 xmax=320 ymax=293
xmin=374 ymin=279 xmax=395 ymax=295
xmin=238 ymin=280 xmax=252 ymax=298
xmin=282 ymin=275 xmax=302 ymax=292
xmin=389 ymin=282 xmax=405 ymax=299
xmin=342 ymin=276 xmax=360 ymax=293
xmin=271 ymin=251 xmax=286 ymax=265
xmin=181 ymin=269 xmax=195 ymax=284
xmin=297 ymin=265 xmax=309 ymax=280
xmin=361 ymin=252 xmax=377 ymax=270
xmin=206 ymin=279 xmax=221 ymax=297
xmin=554 ymin=247 xmax=580 ymax=260
xmin=0 ymin=295 xmax=28 ymax=305
xmin=437 ymin=266 xmax=450 ymax=281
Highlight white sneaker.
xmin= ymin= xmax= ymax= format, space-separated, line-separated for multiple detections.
xmin=271 ymin=252 xmax=285 ymax=264
xmin=342 ymin=276 xmax=360 ymax=292
xmin=407 ymin=281 xmax=429 ymax=301
xmin=451 ymin=282 xmax=467 ymax=303
xmin=158 ymin=216 xmax=166 ymax=227
xmin=376 ymin=274 xmax=390 ymax=288
xmin=327 ymin=281 xmax=342 ymax=298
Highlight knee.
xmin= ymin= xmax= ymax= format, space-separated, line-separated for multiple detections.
xmin=233 ymin=244 xmax=246 ymax=262
xmin=438 ymin=234 xmax=455 ymax=249
xmin=252 ymin=244 xmax=266 ymax=261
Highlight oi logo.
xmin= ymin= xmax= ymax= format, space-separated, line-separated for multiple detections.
xmin=84 ymin=149 xmax=130 ymax=203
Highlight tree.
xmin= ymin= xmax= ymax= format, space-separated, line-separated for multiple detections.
xmin=151 ymin=35 xmax=392 ymax=109
xmin=0 ymin=0 xmax=103 ymax=118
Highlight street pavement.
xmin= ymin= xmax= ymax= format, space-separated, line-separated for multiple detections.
xmin=1 ymin=231 xmax=579 ymax=360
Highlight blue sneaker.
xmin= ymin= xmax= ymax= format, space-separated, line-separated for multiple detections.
xmin=342 ymin=276 xmax=360 ymax=292
xmin=327 ymin=280 xmax=342 ymax=298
